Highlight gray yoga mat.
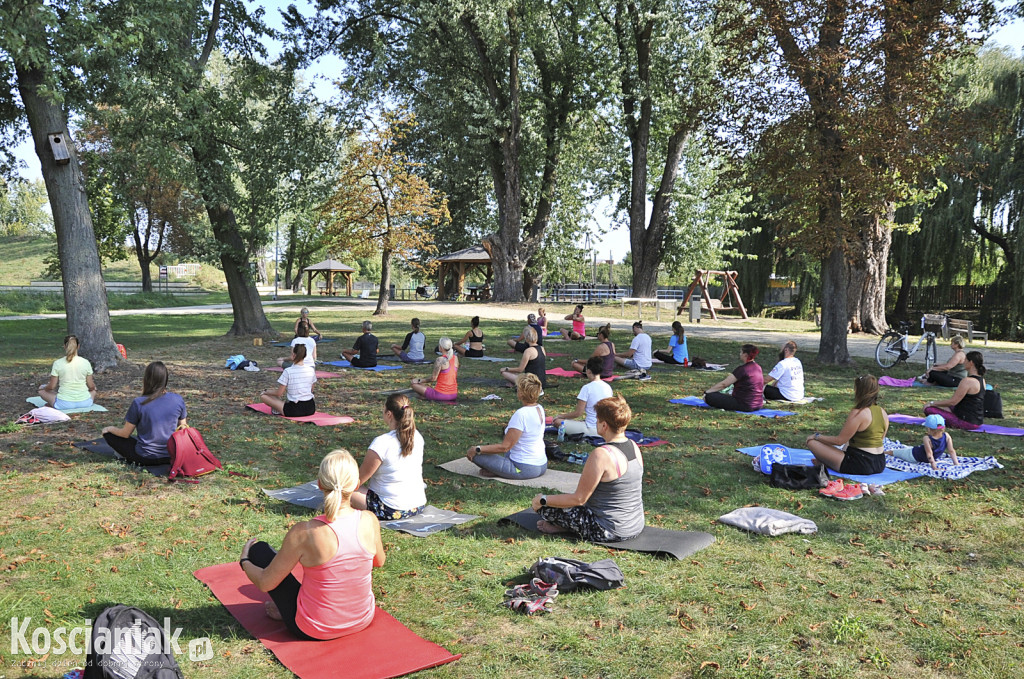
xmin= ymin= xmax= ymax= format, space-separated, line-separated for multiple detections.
xmin=262 ymin=482 xmax=478 ymax=536
xmin=27 ymin=396 xmax=107 ymax=413
xmin=499 ymin=509 xmax=716 ymax=560
xmin=72 ymin=438 xmax=170 ymax=477
xmin=438 ymin=457 xmax=581 ymax=494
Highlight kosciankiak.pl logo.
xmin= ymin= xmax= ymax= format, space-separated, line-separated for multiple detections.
xmin=9 ymin=617 xmax=214 ymax=666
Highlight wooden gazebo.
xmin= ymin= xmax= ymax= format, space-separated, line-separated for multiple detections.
xmin=304 ymin=259 xmax=355 ymax=296
xmin=436 ymin=245 xmax=493 ymax=300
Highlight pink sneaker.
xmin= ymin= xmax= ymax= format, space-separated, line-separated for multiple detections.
xmin=819 ymin=479 xmax=844 ymax=497
xmin=833 ymin=483 xmax=863 ymax=501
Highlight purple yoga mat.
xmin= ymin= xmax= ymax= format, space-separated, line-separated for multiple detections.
xmin=879 ymin=376 xmax=915 ymax=387
xmin=889 ymin=413 xmax=1024 ymax=437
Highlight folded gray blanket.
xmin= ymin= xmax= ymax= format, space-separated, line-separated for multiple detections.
xmin=718 ymin=507 xmax=817 ymax=536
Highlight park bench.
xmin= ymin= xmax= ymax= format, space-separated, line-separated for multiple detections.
xmin=946 ymin=317 xmax=988 ymax=345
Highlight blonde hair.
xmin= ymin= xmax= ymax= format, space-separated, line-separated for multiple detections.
xmin=853 ymin=375 xmax=879 ymax=410
xmin=438 ymin=336 xmax=454 ymax=361
xmin=595 ymin=394 xmax=632 ymax=432
xmin=64 ymin=335 xmax=79 ymax=363
xmin=522 ymin=326 xmax=538 ymax=344
xmin=950 ymin=335 xmax=965 ymax=350
xmin=318 ymin=449 xmax=359 ymax=522
xmin=516 ymin=372 xmax=543 ymax=403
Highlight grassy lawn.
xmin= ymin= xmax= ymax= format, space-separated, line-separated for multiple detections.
xmin=0 ymin=309 xmax=1021 ymax=678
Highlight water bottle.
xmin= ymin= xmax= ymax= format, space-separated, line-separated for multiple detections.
xmin=557 ymin=422 xmax=566 ymax=442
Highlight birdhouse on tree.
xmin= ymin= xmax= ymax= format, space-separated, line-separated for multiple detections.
xmin=48 ymin=132 xmax=71 ymax=165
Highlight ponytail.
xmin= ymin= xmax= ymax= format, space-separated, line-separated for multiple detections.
xmin=411 ymin=317 xmax=421 ymax=332
xmin=385 ymin=393 xmax=417 ymax=457
xmin=292 ymin=343 xmax=307 ymax=363
xmin=671 ymin=321 xmax=685 ymax=343
xmin=64 ymin=335 xmax=79 ymax=363
xmin=598 ymin=323 xmax=611 ymax=340
xmin=966 ymin=351 xmax=986 ymax=377
xmin=318 ymin=449 xmax=358 ymax=522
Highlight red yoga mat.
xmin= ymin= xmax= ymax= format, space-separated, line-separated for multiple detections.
xmin=194 ymin=562 xmax=460 ymax=679
xmin=265 ymin=367 xmax=344 ymax=379
xmin=245 ymin=403 xmax=355 ymax=426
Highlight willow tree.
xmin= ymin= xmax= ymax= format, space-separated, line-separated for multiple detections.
xmin=734 ymin=0 xmax=996 ymax=363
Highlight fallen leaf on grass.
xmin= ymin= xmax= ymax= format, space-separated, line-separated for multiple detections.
xmin=910 ymin=617 xmax=929 ymax=628
xmin=699 ymin=661 xmax=720 ymax=671
xmin=740 ymin=601 xmax=756 ymax=610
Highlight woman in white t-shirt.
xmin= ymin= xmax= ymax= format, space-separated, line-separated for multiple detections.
xmin=261 ymin=343 xmax=317 ymax=416
xmin=278 ymin=321 xmax=317 ymax=367
xmin=553 ymin=355 xmax=613 ymax=438
xmin=467 ymin=373 xmax=547 ymax=479
xmin=390 ymin=318 xmax=426 ymax=362
xmin=764 ymin=340 xmax=804 ymax=402
xmin=351 ymin=394 xmax=427 ymax=520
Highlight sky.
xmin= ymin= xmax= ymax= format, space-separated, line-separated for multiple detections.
xmin=8 ymin=5 xmax=1024 ymax=261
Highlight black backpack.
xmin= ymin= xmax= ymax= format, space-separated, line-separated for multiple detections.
xmin=528 ymin=557 xmax=624 ymax=592
xmin=984 ymin=390 xmax=1004 ymax=419
xmin=84 ymin=605 xmax=184 ymax=679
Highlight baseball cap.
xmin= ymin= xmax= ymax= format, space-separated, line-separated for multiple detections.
xmin=923 ymin=414 xmax=946 ymax=429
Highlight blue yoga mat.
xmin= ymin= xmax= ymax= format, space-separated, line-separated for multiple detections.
xmin=670 ymin=396 xmax=795 ymax=418
xmin=321 ymin=360 xmax=403 ymax=371
xmin=736 ymin=446 xmax=921 ymax=486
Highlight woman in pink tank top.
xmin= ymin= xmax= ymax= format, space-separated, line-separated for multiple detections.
xmin=240 ymin=450 xmax=386 ymax=640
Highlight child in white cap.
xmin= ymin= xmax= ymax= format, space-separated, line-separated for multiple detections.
xmin=890 ymin=413 xmax=959 ymax=470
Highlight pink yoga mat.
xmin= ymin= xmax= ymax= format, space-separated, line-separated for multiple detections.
xmin=265 ymin=367 xmax=343 ymax=378
xmin=194 ymin=562 xmax=460 ymax=679
xmin=545 ymin=367 xmax=615 ymax=382
xmin=889 ymin=413 xmax=1024 ymax=436
xmin=245 ymin=403 xmax=354 ymax=426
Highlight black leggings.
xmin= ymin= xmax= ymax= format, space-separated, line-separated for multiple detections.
xmin=653 ymin=351 xmax=684 ymax=365
xmin=247 ymin=541 xmax=316 ymax=640
xmin=927 ymin=370 xmax=962 ymax=388
xmin=102 ymin=433 xmax=170 ymax=466
xmin=763 ymin=384 xmax=790 ymax=401
xmin=704 ymin=390 xmax=757 ymax=412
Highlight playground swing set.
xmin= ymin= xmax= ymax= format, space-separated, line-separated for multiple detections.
xmin=676 ymin=269 xmax=749 ymax=320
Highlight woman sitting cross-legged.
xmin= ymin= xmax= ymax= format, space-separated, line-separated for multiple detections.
xmin=466 ymin=373 xmax=547 ymax=479
xmin=570 ymin=323 xmax=614 ymax=378
xmin=390 ymin=317 xmax=426 ymax=363
xmin=653 ymin=321 xmax=689 ymax=365
xmin=703 ymin=344 xmax=764 ymax=412
xmin=499 ymin=326 xmax=546 ymax=391
xmin=806 ymin=374 xmax=889 ymax=476
xmin=923 ymin=351 xmax=987 ymax=431
xmin=38 ymin=334 xmax=97 ymax=410
xmin=453 ymin=316 xmax=485 ymax=358
xmin=410 ymin=337 xmax=459 ymax=401
xmin=239 ymin=449 xmax=385 ymax=640
xmin=351 ymin=394 xmax=426 ymax=521
xmin=552 ymin=355 xmax=613 ymax=438
xmin=261 ymin=343 xmax=316 ymax=417
xmin=530 ymin=395 xmax=644 ymax=542
xmin=101 ymin=361 xmax=187 ymax=467
xmin=920 ymin=335 xmax=968 ymax=387
xmin=278 ymin=321 xmax=317 ymax=368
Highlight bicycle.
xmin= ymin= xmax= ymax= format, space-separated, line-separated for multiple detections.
xmin=875 ymin=320 xmax=937 ymax=372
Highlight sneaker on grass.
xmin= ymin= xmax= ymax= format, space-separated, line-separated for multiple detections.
xmin=819 ymin=479 xmax=844 ymax=497
xmin=833 ymin=483 xmax=863 ymax=501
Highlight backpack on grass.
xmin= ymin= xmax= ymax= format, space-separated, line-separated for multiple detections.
xmin=528 ymin=557 xmax=624 ymax=593
xmin=84 ymin=604 xmax=184 ymax=679
xmin=167 ymin=426 xmax=222 ymax=480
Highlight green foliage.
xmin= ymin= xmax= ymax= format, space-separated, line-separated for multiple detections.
xmin=0 ymin=178 xmax=51 ymax=235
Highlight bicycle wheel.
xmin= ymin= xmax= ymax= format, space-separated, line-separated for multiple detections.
xmin=925 ymin=337 xmax=937 ymax=372
xmin=875 ymin=332 xmax=903 ymax=369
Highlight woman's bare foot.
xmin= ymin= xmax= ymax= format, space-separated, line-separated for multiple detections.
xmin=265 ymin=601 xmax=282 ymax=621
xmin=479 ymin=469 xmax=498 ymax=478
xmin=537 ymin=519 xmax=569 ymax=534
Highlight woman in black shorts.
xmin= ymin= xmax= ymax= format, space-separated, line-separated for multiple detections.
xmin=454 ymin=316 xmax=485 ymax=358
xmin=806 ymin=374 xmax=888 ymax=477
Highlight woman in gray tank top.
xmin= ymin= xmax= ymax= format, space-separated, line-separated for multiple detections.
xmin=530 ymin=395 xmax=644 ymax=542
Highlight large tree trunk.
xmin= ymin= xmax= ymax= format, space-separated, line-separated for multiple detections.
xmin=190 ymin=143 xmax=275 ymax=336
xmin=818 ymin=244 xmax=852 ymax=364
xmin=375 ymin=248 xmax=391 ymax=315
xmin=16 ymin=63 xmax=120 ymax=370
xmin=846 ymin=212 xmax=891 ymax=334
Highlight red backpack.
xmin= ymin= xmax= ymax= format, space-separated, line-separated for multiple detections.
xmin=167 ymin=425 xmax=222 ymax=480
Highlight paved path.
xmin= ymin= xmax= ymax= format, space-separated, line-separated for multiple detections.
xmin=5 ymin=298 xmax=1023 ymax=374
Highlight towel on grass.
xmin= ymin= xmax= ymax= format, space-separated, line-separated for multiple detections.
xmin=670 ymin=396 xmax=795 ymax=418
xmin=884 ymin=454 xmax=1004 ymax=480
xmin=889 ymin=413 xmax=1024 ymax=437
xmin=717 ymin=507 xmax=818 ymax=536
xmin=26 ymin=396 xmax=107 ymax=413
